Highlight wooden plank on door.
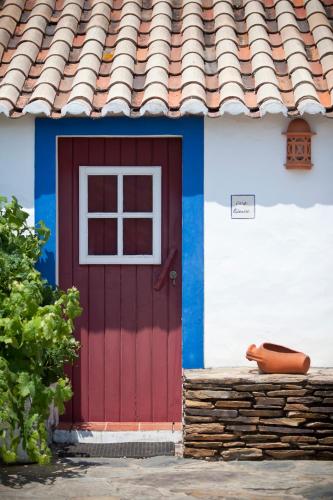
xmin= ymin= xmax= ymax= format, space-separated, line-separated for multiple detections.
xmin=120 ymin=138 xmax=137 ymax=421
xmin=104 ymin=138 xmax=121 ymax=421
xmin=136 ymin=138 xmax=153 ymax=421
xmin=152 ymin=139 xmax=169 ymax=421
xmin=167 ymin=138 xmax=182 ymax=422
xmin=58 ymin=138 xmax=73 ymax=422
xmin=87 ymin=138 xmax=105 ymax=421
xmin=72 ymin=138 xmax=89 ymax=422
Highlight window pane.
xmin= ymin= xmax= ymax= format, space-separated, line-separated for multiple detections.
xmin=123 ymin=175 xmax=152 ymax=212
xmin=88 ymin=175 xmax=117 ymax=212
xmin=88 ymin=218 xmax=117 ymax=255
xmin=123 ymin=218 xmax=152 ymax=255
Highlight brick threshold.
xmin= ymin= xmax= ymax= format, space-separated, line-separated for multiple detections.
xmin=57 ymin=422 xmax=182 ymax=432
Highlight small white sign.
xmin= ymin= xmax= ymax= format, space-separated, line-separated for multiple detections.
xmin=231 ymin=195 xmax=255 ymax=219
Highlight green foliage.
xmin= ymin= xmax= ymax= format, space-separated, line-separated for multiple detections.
xmin=0 ymin=196 xmax=81 ymax=464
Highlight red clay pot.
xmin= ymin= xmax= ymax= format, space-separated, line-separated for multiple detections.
xmin=246 ymin=342 xmax=311 ymax=374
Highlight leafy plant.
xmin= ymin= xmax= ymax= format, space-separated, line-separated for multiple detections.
xmin=0 ymin=196 xmax=81 ymax=464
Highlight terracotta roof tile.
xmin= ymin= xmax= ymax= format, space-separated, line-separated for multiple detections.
xmin=0 ymin=0 xmax=332 ymax=117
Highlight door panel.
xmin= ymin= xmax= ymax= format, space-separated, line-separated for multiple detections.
xmin=104 ymin=138 xmax=122 ymax=422
xmin=72 ymin=138 xmax=89 ymax=423
xmin=152 ymin=139 xmax=169 ymax=421
xmin=135 ymin=138 xmax=154 ymax=421
xmin=58 ymin=137 xmax=74 ymax=421
xmin=58 ymin=137 xmax=182 ymax=422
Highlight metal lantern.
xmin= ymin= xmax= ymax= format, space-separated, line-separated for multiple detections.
xmin=283 ymin=119 xmax=314 ymax=170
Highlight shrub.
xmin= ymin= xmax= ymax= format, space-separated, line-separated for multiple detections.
xmin=0 ymin=196 xmax=81 ymax=464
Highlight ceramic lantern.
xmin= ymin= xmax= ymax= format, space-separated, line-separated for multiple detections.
xmin=284 ymin=118 xmax=314 ymax=170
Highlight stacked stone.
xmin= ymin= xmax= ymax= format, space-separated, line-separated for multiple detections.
xmin=183 ymin=368 xmax=333 ymax=460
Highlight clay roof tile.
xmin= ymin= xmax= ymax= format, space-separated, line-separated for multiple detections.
xmin=1 ymin=0 xmax=333 ymax=117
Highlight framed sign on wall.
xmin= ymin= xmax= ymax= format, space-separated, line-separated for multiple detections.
xmin=231 ymin=195 xmax=255 ymax=219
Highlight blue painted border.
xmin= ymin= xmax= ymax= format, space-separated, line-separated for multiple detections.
xmin=35 ymin=117 xmax=204 ymax=369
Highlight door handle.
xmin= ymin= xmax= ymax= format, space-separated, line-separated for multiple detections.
xmin=154 ymin=247 xmax=177 ymax=291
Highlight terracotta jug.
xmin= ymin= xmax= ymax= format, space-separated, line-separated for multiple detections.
xmin=246 ymin=342 xmax=310 ymax=374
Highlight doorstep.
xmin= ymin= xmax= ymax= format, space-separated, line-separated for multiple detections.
xmin=183 ymin=367 xmax=333 ymax=461
xmin=54 ymin=441 xmax=176 ymax=459
xmin=53 ymin=422 xmax=182 ymax=445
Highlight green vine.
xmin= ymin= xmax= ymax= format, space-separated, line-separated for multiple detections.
xmin=0 ymin=196 xmax=81 ymax=464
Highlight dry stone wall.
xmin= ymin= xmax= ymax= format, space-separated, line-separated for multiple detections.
xmin=183 ymin=368 xmax=333 ymax=460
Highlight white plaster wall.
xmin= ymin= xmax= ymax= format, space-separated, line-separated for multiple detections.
xmin=0 ymin=117 xmax=35 ymax=223
xmin=204 ymin=115 xmax=333 ymax=367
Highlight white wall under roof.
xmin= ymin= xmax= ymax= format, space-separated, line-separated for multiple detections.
xmin=204 ymin=114 xmax=333 ymax=368
xmin=0 ymin=116 xmax=34 ymax=223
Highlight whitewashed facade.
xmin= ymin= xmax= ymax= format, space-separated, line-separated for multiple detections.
xmin=1 ymin=115 xmax=333 ymax=367
xmin=205 ymin=115 xmax=333 ymax=367
xmin=0 ymin=117 xmax=35 ymax=224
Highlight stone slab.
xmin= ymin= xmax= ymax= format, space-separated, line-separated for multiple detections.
xmin=184 ymin=367 xmax=333 ymax=385
xmin=1 ymin=457 xmax=333 ymax=499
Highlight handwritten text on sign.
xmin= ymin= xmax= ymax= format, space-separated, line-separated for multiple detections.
xmin=231 ymin=195 xmax=255 ymax=219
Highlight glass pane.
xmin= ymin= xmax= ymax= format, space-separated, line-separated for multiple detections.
xmin=123 ymin=218 xmax=152 ymax=255
xmin=88 ymin=175 xmax=117 ymax=212
xmin=88 ymin=218 xmax=117 ymax=255
xmin=123 ymin=175 xmax=152 ymax=212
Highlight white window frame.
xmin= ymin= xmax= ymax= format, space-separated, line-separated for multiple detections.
xmin=79 ymin=166 xmax=162 ymax=265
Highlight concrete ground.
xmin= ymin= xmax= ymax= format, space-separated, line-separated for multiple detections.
xmin=0 ymin=457 xmax=333 ymax=500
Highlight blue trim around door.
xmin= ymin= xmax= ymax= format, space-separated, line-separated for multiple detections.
xmin=35 ymin=117 xmax=204 ymax=369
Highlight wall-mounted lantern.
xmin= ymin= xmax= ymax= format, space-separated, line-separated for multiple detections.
xmin=283 ymin=118 xmax=314 ymax=170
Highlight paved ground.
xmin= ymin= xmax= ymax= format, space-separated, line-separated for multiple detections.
xmin=0 ymin=457 xmax=333 ymax=500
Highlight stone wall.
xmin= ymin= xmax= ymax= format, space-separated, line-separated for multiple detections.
xmin=183 ymin=368 xmax=333 ymax=460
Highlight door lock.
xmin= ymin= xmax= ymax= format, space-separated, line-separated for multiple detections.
xmin=169 ymin=270 xmax=177 ymax=286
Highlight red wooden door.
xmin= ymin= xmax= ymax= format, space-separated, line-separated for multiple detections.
xmin=58 ymin=137 xmax=182 ymax=423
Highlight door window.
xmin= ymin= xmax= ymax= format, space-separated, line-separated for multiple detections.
xmin=79 ymin=166 xmax=161 ymax=264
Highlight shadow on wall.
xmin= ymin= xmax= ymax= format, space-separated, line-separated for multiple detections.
xmin=204 ymin=114 xmax=333 ymax=208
